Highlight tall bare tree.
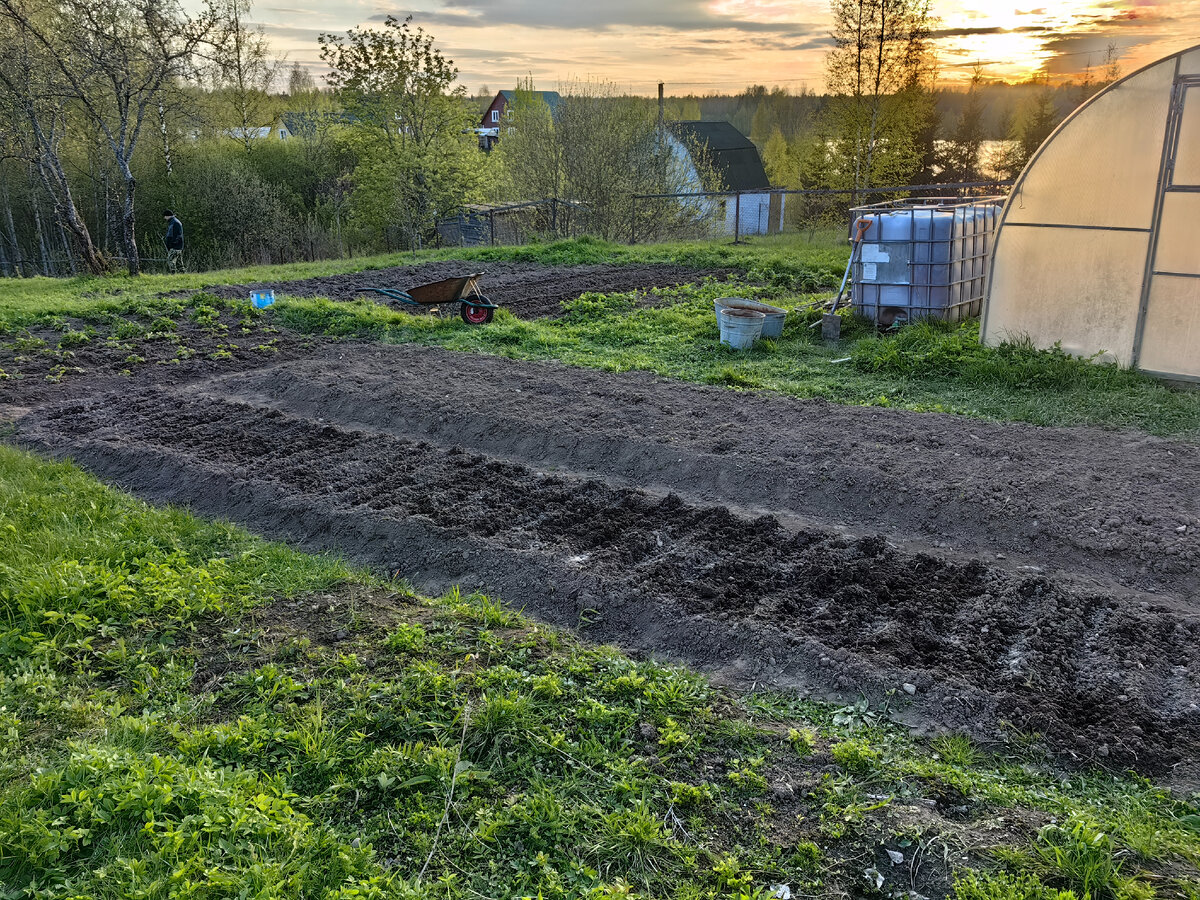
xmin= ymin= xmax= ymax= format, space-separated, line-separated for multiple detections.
xmin=0 ymin=0 xmax=224 ymax=274
xmin=823 ymin=0 xmax=935 ymax=190
xmin=940 ymin=65 xmax=988 ymax=183
xmin=494 ymin=79 xmax=715 ymax=241
xmin=216 ymin=0 xmax=280 ymax=153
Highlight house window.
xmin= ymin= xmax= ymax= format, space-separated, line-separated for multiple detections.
xmin=507 ymin=127 xmax=515 ymax=135
xmin=491 ymin=110 xmax=499 ymax=123
xmin=505 ymin=108 xmax=513 ymax=120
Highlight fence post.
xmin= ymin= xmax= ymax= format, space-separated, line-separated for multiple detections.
xmin=489 ymin=210 xmax=495 ymax=246
xmin=630 ymin=196 xmax=637 ymax=245
xmin=734 ymin=192 xmax=741 ymax=243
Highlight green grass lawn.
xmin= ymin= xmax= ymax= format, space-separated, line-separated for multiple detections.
xmin=1 ymin=445 xmax=1198 ymax=900
xmin=2 ymin=235 xmax=1197 ymax=437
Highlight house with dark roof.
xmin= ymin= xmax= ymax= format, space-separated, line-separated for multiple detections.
xmin=665 ymin=121 xmax=783 ymax=236
xmin=478 ymin=90 xmax=564 ymax=150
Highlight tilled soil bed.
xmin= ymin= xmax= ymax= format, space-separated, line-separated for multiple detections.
xmin=205 ymin=260 xmax=733 ymax=319
xmin=17 ymin=344 xmax=1200 ymax=773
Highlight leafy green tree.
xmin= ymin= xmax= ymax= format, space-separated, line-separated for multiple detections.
xmin=286 ymin=61 xmax=315 ymax=96
xmin=762 ymin=128 xmax=798 ymax=187
xmin=492 ymin=79 xmax=563 ymax=204
xmin=319 ymin=15 xmax=479 ymax=248
xmin=139 ymin=144 xmax=296 ymax=268
xmin=213 ymin=0 xmax=281 ymax=155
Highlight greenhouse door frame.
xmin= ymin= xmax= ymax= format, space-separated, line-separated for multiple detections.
xmin=1133 ymin=68 xmax=1200 ymax=382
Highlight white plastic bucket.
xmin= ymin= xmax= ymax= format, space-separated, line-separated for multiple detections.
xmin=714 ymin=298 xmax=786 ymax=338
xmin=718 ymin=308 xmax=765 ymax=350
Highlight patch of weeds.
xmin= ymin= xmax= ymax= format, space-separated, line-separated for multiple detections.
xmin=934 ymin=733 xmax=981 ymax=767
xmin=833 ymin=697 xmax=881 ymax=730
xmin=110 ymin=318 xmax=146 ymax=340
xmin=657 ymin=716 xmax=694 ymax=753
xmin=44 ymin=364 xmax=83 ymax=383
xmin=383 ymin=622 xmax=427 ymax=654
xmin=669 ymin=781 xmax=715 ymax=808
xmin=788 ymin=727 xmax=817 ymax=756
xmin=704 ymin=365 xmax=765 ymax=388
xmin=832 ymin=739 xmax=881 ymax=775
xmin=56 ymin=328 xmax=92 ymax=349
xmin=726 ymin=756 xmax=770 ymax=795
xmin=952 ymin=870 xmax=1078 ymax=900
xmin=9 ymin=332 xmax=48 ymax=353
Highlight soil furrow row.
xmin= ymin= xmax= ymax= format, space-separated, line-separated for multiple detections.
xmin=192 ymin=345 xmax=1200 ymax=599
xmin=19 ymin=385 xmax=1200 ymax=770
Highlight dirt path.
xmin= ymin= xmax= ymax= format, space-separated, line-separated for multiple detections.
xmin=206 ymin=260 xmax=734 ymax=319
xmin=16 ymin=344 xmax=1200 ymax=772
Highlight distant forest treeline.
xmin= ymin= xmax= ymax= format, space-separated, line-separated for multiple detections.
xmin=520 ymin=80 xmax=1089 ymax=146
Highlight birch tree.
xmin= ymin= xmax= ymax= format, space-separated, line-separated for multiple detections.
xmin=823 ymin=0 xmax=935 ymax=190
xmin=216 ymin=0 xmax=280 ymax=154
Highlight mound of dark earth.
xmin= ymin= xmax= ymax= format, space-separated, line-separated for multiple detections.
xmin=17 ymin=344 xmax=1200 ymax=772
xmin=205 ymin=260 xmax=733 ymax=319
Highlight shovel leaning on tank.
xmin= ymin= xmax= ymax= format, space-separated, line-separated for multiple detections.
xmin=813 ymin=217 xmax=873 ymax=341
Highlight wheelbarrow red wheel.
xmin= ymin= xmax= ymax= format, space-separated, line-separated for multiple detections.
xmin=460 ymin=299 xmax=494 ymax=325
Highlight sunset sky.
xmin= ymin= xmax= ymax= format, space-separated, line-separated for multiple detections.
xmin=252 ymin=0 xmax=1200 ymax=92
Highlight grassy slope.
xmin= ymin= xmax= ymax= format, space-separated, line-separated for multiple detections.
xmin=1 ymin=447 xmax=1198 ymax=900
xmin=1 ymin=236 xmax=1196 ymax=437
xmin=0 ymin=234 xmax=847 ymax=325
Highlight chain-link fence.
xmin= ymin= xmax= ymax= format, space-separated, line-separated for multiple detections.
xmin=629 ymin=181 xmax=1013 ymax=244
xmin=436 ymin=199 xmax=589 ymax=248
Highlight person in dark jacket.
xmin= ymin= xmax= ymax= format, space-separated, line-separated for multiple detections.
xmin=163 ymin=209 xmax=184 ymax=273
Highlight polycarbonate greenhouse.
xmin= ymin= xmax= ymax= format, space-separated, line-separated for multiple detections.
xmin=983 ymin=44 xmax=1200 ymax=382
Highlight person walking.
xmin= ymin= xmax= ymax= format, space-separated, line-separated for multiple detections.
xmin=163 ymin=209 xmax=184 ymax=273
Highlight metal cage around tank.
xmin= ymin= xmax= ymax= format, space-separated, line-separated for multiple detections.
xmin=849 ymin=197 xmax=1004 ymax=326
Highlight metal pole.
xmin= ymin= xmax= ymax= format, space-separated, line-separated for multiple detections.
xmin=630 ymin=196 xmax=637 ymax=245
xmin=734 ymin=192 xmax=741 ymax=243
xmin=489 ymin=210 xmax=495 ymax=246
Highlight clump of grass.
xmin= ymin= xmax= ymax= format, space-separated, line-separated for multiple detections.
xmin=851 ymin=319 xmax=1142 ymax=393
xmin=1035 ymin=821 xmax=1127 ymax=900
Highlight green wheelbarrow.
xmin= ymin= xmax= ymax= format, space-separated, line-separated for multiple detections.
xmin=367 ymin=273 xmax=499 ymax=325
